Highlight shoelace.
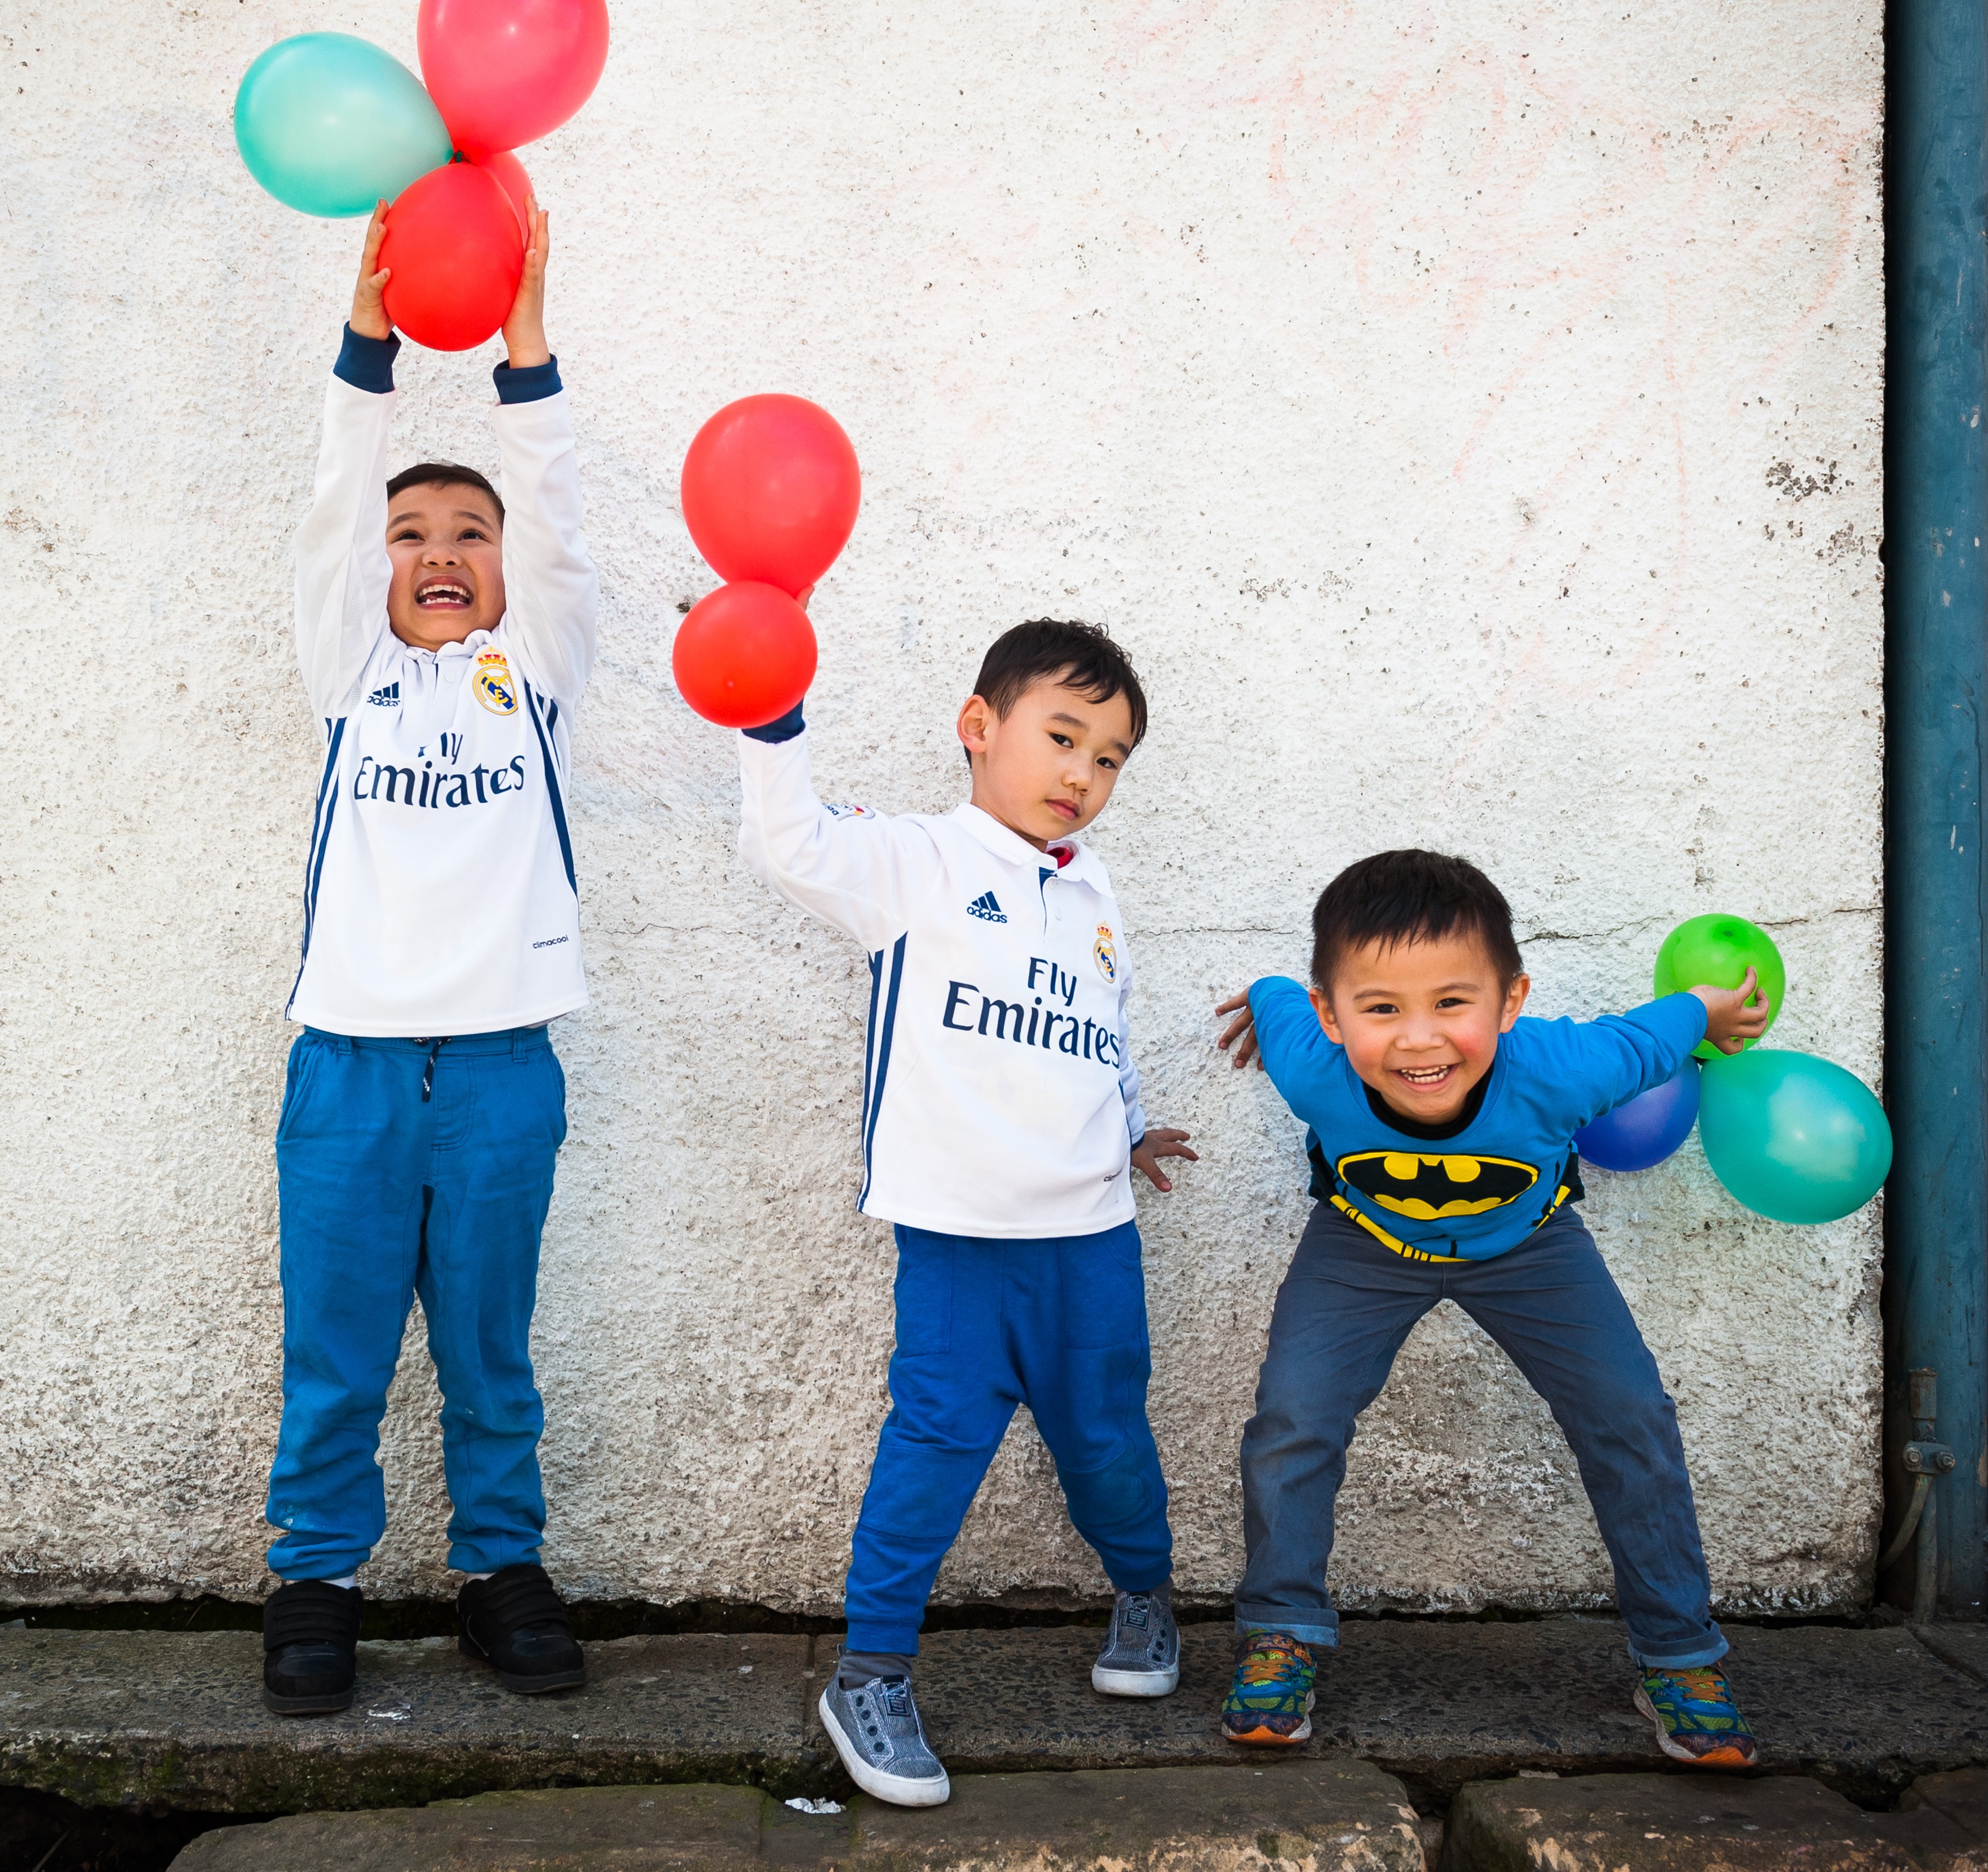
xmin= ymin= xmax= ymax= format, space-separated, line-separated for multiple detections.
xmin=1652 ymin=1668 xmax=1733 ymax=1703
xmin=1238 ymin=1638 xmax=1308 ymax=1687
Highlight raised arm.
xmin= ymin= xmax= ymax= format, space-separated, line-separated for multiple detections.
xmin=1548 ymin=992 xmax=1712 ymax=1129
xmin=1246 ymin=976 xmax=1339 ymax=1094
xmin=736 ymin=710 xmax=943 ymax=954
xmin=492 ymin=201 xmax=598 ymax=705
xmin=293 ymin=207 xmax=397 ymax=717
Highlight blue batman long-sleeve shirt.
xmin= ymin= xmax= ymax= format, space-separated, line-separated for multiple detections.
xmin=1246 ymin=977 xmax=1708 ymax=1260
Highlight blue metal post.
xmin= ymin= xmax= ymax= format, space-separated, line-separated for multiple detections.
xmin=1885 ymin=5 xmax=1988 ymax=1621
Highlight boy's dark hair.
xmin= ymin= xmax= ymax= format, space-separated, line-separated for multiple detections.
xmin=971 ymin=620 xmax=1148 ymax=748
xmin=1311 ymin=849 xmax=1524 ymax=994
xmin=385 ymin=462 xmax=505 ymax=524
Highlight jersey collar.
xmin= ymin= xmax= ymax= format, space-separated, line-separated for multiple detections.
xmin=951 ymin=802 xmax=1100 ymax=884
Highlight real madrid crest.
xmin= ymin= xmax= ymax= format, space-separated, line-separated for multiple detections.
xmin=1093 ymin=923 xmax=1117 ymax=984
xmin=474 ymin=651 xmax=519 ymax=716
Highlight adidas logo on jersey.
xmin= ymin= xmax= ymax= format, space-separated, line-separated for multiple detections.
xmin=366 ymin=682 xmax=401 ymax=707
xmin=966 ymin=891 xmax=1008 ymax=923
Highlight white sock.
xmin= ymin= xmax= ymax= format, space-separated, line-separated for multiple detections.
xmin=324 ymin=1573 xmax=358 ymax=1591
xmin=465 ymin=1571 xmax=493 ymax=1581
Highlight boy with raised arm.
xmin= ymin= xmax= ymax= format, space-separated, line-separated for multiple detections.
xmin=260 ymin=203 xmax=597 ymax=1715
xmin=1215 ymin=850 xmax=1768 ymax=1768
xmin=738 ymin=621 xmax=1195 ymax=1807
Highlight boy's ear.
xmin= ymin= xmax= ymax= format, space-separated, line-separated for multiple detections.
xmin=956 ymin=694 xmax=994 ymax=762
xmin=1499 ymin=972 xmax=1532 ymax=1032
xmin=1308 ymin=984 xmax=1344 ymax=1045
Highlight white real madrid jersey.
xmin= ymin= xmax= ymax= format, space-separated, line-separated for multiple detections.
xmin=738 ymin=729 xmax=1148 ymax=1239
xmin=286 ymin=375 xmax=599 ymax=1037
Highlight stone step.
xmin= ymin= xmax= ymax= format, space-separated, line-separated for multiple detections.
xmin=163 ymin=1765 xmax=1988 ymax=1871
xmin=4 ymin=1617 xmax=1983 ymax=1817
xmin=1445 ymin=1767 xmax=1988 ymax=1870
xmin=167 ymin=1762 xmax=1427 ymax=1871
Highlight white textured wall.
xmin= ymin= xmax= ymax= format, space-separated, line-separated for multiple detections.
xmin=0 ymin=1 xmax=1882 ymax=1616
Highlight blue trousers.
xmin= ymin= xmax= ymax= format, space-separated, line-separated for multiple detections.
xmin=265 ymin=1026 xmax=566 ymax=1581
xmin=844 ymin=1222 xmax=1174 ymax=1655
xmin=1238 ymin=1203 xmax=1726 ymax=1669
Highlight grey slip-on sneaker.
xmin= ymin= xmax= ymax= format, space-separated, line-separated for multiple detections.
xmin=819 ymin=1674 xmax=951 ymax=1807
xmin=1092 ymin=1587 xmax=1180 ymax=1697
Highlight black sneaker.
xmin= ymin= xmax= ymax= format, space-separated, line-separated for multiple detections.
xmin=457 ymin=1563 xmax=587 ymax=1693
xmin=262 ymin=1579 xmax=362 ymax=1716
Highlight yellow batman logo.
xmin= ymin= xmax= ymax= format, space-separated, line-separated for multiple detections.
xmin=1337 ymin=1150 xmax=1540 ymax=1221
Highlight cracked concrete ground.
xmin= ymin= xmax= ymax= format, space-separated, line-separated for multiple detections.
xmin=3 ymin=1616 xmax=1982 ymax=1825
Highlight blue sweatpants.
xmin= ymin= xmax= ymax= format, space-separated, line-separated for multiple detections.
xmin=844 ymin=1221 xmax=1174 ymax=1656
xmin=1238 ymin=1202 xmax=1726 ymax=1669
xmin=265 ymin=1026 xmax=566 ymax=1582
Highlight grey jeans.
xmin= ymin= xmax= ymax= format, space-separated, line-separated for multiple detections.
xmin=1236 ymin=1203 xmax=1726 ymax=1669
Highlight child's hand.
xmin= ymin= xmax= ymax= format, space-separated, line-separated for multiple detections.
xmin=1693 ymin=966 xmax=1771 ymax=1055
xmin=502 ymin=198 xmax=553 ymax=370
xmin=1132 ymin=1128 xmax=1198 ymax=1193
xmin=1215 ymin=991 xmax=1264 ymax=1070
xmin=349 ymin=203 xmax=392 ymax=340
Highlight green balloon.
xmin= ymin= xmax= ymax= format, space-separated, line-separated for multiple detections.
xmin=1698 ymin=1048 xmax=1891 ymax=1225
xmin=235 ymin=34 xmax=452 ymax=219
xmin=1652 ymin=912 xmax=1786 ymax=1061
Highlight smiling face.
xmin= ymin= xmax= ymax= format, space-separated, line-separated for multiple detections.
xmin=385 ymin=480 xmax=507 ymax=652
xmin=1311 ymin=930 xmax=1531 ymax=1127
xmin=956 ymin=673 xmax=1136 ymax=850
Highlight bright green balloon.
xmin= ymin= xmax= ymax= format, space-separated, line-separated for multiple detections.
xmin=235 ymin=34 xmax=452 ymax=219
xmin=1698 ymin=1048 xmax=1891 ymax=1225
xmin=1652 ymin=912 xmax=1786 ymax=1061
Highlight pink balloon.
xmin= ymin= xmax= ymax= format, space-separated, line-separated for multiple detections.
xmin=417 ymin=0 xmax=609 ymax=158
xmin=474 ymin=149 xmax=533 ymax=240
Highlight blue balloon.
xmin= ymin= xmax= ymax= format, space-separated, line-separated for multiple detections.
xmin=1574 ymin=1059 xmax=1701 ymax=1173
xmin=235 ymin=34 xmax=452 ymax=219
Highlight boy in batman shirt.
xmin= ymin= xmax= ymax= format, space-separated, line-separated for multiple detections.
xmin=737 ymin=620 xmax=1195 ymax=1808
xmin=1215 ymin=849 xmax=1769 ymax=1768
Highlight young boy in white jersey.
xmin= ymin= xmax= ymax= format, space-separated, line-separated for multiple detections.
xmin=261 ymin=203 xmax=598 ymax=1715
xmin=738 ymin=621 xmax=1195 ymax=1807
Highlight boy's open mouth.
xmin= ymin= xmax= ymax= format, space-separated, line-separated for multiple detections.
xmin=1393 ymin=1063 xmax=1458 ymax=1089
xmin=415 ymin=577 xmax=473 ymax=610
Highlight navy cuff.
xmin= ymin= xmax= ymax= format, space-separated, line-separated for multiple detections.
xmin=742 ymin=702 xmax=806 ymax=744
xmin=494 ymin=356 xmax=563 ymax=404
xmin=333 ymin=324 xmax=400 ymax=395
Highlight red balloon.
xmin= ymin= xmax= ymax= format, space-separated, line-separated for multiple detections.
xmin=681 ymin=395 xmax=862 ymax=596
xmin=379 ymin=163 xmax=524 ymax=352
xmin=673 ymin=583 xmax=818 ymax=729
xmin=474 ymin=149 xmax=533 ymax=240
xmin=418 ymin=0 xmax=610 ymax=158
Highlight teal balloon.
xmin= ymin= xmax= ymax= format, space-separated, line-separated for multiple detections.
xmin=235 ymin=34 xmax=452 ymax=218
xmin=1698 ymin=1048 xmax=1892 ymax=1225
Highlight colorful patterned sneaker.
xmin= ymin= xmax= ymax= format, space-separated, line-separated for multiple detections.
xmin=1634 ymin=1664 xmax=1758 ymax=1768
xmin=1092 ymin=1588 xmax=1180 ymax=1697
xmin=819 ymin=1675 xmax=951 ymax=1807
xmin=1222 ymin=1630 xmax=1316 ymax=1745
